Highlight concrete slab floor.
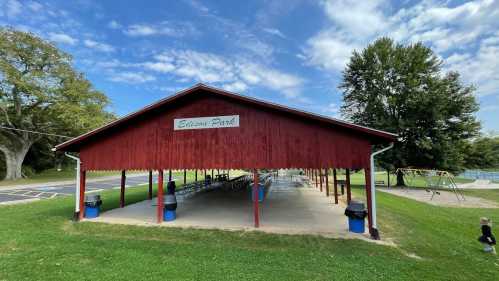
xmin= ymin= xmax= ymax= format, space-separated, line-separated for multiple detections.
xmin=87 ymin=177 xmax=369 ymax=239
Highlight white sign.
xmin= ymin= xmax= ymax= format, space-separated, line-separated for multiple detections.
xmin=174 ymin=115 xmax=239 ymax=130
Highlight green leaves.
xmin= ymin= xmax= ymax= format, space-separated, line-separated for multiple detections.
xmin=0 ymin=28 xmax=114 ymax=178
xmin=340 ymin=37 xmax=479 ymax=173
xmin=0 ymin=28 xmax=112 ymax=138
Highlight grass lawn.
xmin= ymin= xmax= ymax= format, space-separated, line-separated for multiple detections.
xmin=1 ymin=183 xmax=498 ymax=280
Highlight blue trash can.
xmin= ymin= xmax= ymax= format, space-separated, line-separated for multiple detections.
xmin=344 ymin=201 xmax=367 ymax=234
xmin=85 ymin=206 xmax=100 ymax=218
xmin=348 ymin=217 xmax=365 ymax=233
xmin=84 ymin=194 xmax=102 ymax=219
xmin=251 ymin=184 xmax=265 ymax=202
xmin=163 ymin=209 xmax=176 ymax=221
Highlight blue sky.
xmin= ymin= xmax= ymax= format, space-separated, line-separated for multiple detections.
xmin=1 ymin=0 xmax=498 ymax=133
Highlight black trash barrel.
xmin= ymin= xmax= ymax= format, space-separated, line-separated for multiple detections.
xmin=344 ymin=201 xmax=367 ymax=233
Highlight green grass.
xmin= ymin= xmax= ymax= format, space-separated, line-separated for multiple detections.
xmin=1 ymin=182 xmax=498 ymax=280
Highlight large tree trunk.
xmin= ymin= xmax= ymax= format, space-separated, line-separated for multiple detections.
xmin=0 ymin=142 xmax=32 ymax=180
xmin=396 ymin=169 xmax=405 ymax=186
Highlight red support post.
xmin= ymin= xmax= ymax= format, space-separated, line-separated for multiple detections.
xmin=319 ymin=168 xmax=323 ymax=192
xmin=120 ymin=170 xmax=126 ymax=208
xmin=325 ymin=168 xmax=329 ymax=197
xmin=346 ymin=169 xmax=351 ymax=204
xmin=157 ymin=170 xmax=164 ymax=223
xmin=253 ymin=169 xmax=260 ymax=228
xmin=365 ymin=166 xmax=373 ymax=234
xmin=183 ymin=169 xmax=187 ymax=184
xmin=315 ymin=169 xmax=318 ymax=187
xmin=148 ymin=170 xmax=153 ymax=200
xmin=78 ymin=169 xmax=86 ymax=221
xmin=333 ymin=168 xmax=338 ymax=204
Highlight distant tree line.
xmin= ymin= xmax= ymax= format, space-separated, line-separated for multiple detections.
xmin=462 ymin=136 xmax=499 ymax=170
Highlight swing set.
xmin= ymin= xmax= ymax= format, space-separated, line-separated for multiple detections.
xmin=395 ymin=168 xmax=466 ymax=202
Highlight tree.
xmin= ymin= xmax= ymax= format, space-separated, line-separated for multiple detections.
xmin=462 ymin=137 xmax=499 ymax=169
xmin=0 ymin=28 xmax=113 ymax=180
xmin=340 ymin=38 xmax=480 ymax=186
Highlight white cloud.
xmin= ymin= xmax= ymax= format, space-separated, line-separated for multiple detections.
xmin=123 ymin=22 xmax=196 ymax=37
xmin=128 ymin=49 xmax=304 ymax=98
xmin=321 ymin=0 xmax=387 ymax=37
xmin=6 ymin=0 xmax=22 ymax=18
xmin=223 ymin=81 xmax=248 ymax=92
xmin=263 ymin=28 xmax=286 ymax=39
xmin=143 ymin=62 xmax=175 ymax=73
xmin=48 ymin=32 xmax=78 ymax=45
xmin=107 ymin=20 xmax=121 ymax=29
xmin=108 ymin=72 xmax=156 ymax=84
xmin=83 ymin=39 xmax=115 ymax=52
xmin=27 ymin=1 xmax=43 ymax=12
xmin=302 ymin=0 xmax=499 ymax=99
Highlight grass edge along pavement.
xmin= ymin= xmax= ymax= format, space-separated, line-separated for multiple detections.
xmin=0 ymin=184 xmax=498 ymax=280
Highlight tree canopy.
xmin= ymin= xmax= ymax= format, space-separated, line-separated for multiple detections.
xmin=0 ymin=28 xmax=113 ymax=180
xmin=340 ymin=38 xmax=480 ymax=184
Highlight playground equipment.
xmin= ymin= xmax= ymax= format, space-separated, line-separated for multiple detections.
xmin=395 ymin=168 xmax=466 ymax=202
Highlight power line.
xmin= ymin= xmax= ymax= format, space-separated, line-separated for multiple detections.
xmin=0 ymin=125 xmax=73 ymax=139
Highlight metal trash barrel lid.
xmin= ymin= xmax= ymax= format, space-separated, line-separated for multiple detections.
xmin=85 ymin=194 xmax=101 ymax=202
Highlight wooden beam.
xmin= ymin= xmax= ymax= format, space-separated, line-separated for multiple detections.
xmin=315 ymin=169 xmax=318 ymax=188
xmin=148 ymin=170 xmax=153 ymax=200
xmin=78 ymin=169 xmax=86 ymax=221
xmin=333 ymin=168 xmax=338 ymax=204
xmin=157 ymin=170 xmax=164 ymax=223
xmin=365 ymin=166 xmax=373 ymax=234
xmin=183 ymin=169 xmax=187 ymax=185
xmin=168 ymin=170 xmax=172 ymax=181
xmin=325 ymin=168 xmax=329 ymax=197
xmin=319 ymin=168 xmax=323 ymax=192
xmin=387 ymin=168 xmax=390 ymax=188
xmin=195 ymin=169 xmax=198 ymax=181
xmin=346 ymin=169 xmax=351 ymax=204
xmin=253 ymin=169 xmax=260 ymax=228
xmin=120 ymin=170 xmax=126 ymax=208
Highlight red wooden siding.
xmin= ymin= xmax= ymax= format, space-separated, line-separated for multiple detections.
xmin=78 ymin=91 xmax=373 ymax=171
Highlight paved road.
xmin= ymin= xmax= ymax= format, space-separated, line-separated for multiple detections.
xmin=0 ymin=174 xmax=155 ymax=204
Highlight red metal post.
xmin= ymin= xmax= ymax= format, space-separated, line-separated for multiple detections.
xmin=148 ymin=170 xmax=153 ymax=200
xmin=253 ymin=169 xmax=260 ymax=228
xmin=78 ymin=169 xmax=86 ymax=221
xmin=325 ymin=168 xmax=329 ymax=197
xmin=319 ymin=168 xmax=323 ymax=192
xmin=346 ymin=169 xmax=351 ymax=204
xmin=315 ymin=169 xmax=318 ymax=188
xmin=365 ymin=166 xmax=373 ymax=234
xmin=157 ymin=170 xmax=164 ymax=223
xmin=120 ymin=170 xmax=126 ymax=208
xmin=333 ymin=168 xmax=338 ymax=204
